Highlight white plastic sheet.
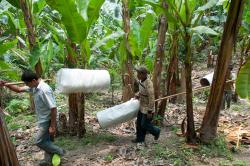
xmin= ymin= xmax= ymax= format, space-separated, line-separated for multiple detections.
xmin=200 ymin=72 xmax=214 ymax=86
xmin=56 ymin=68 xmax=110 ymax=93
xmin=96 ymin=99 xmax=140 ymax=128
xmin=200 ymin=72 xmax=236 ymax=86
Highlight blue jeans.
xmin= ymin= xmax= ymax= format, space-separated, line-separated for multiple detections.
xmin=221 ymin=90 xmax=232 ymax=110
xmin=136 ymin=111 xmax=160 ymax=142
xmin=36 ymin=122 xmax=63 ymax=160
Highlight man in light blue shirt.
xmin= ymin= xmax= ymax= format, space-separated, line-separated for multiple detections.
xmin=1 ymin=70 xmax=64 ymax=166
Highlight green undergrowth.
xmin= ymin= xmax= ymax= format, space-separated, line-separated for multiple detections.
xmin=55 ymin=131 xmax=118 ymax=150
xmin=139 ymin=130 xmax=236 ymax=165
xmin=5 ymin=114 xmax=36 ymax=131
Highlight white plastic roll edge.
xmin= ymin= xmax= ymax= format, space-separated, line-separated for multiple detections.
xmin=56 ymin=68 xmax=111 ymax=94
xmin=96 ymin=99 xmax=140 ymax=128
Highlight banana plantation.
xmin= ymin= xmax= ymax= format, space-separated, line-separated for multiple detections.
xmin=1 ymin=0 xmax=250 ymax=165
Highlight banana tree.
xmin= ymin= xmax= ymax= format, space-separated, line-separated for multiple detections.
xmin=157 ymin=23 xmax=179 ymax=120
xmin=0 ymin=1 xmax=28 ymax=79
xmin=0 ymin=108 xmax=19 ymax=166
xmin=120 ymin=0 xmax=156 ymax=101
xmin=5 ymin=0 xmax=43 ymax=76
xmin=200 ymin=0 xmax=246 ymax=143
xmin=166 ymin=0 xmax=219 ymax=143
xmin=237 ymin=6 xmax=250 ymax=68
xmin=152 ymin=0 xmax=168 ymax=113
xmin=45 ymin=0 xmax=104 ymax=137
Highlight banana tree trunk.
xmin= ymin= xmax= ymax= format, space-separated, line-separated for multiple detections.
xmin=66 ymin=41 xmax=78 ymax=136
xmin=207 ymin=50 xmax=213 ymax=68
xmin=152 ymin=0 xmax=168 ymax=113
xmin=158 ymin=32 xmax=178 ymax=119
xmin=122 ymin=0 xmax=134 ymax=102
xmin=77 ymin=93 xmax=86 ymax=138
xmin=184 ymin=32 xmax=196 ymax=144
xmin=0 ymin=104 xmax=19 ymax=166
xmin=19 ymin=0 xmax=42 ymax=77
xmin=77 ymin=43 xmax=88 ymax=138
xmin=200 ymin=0 xmax=245 ymax=143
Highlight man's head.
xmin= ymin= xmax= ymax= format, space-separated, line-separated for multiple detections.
xmin=21 ymin=70 xmax=39 ymax=87
xmin=135 ymin=66 xmax=148 ymax=81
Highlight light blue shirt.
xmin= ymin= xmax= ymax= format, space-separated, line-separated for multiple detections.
xmin=26 ymin=80 xmax=56 ymax=126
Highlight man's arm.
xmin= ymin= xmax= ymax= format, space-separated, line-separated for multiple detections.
xmin=0 ymin=81 xmax=27 ymax=93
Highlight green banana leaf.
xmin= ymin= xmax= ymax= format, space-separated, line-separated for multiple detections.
xmin=195 ymin=0 xmax=218 ymax=13
xmin=87 ymin=0 xmax=105 ymax=28
xmin=0 ymin=39 xmax=17 ymax=56
xmin=140 ymin=13 xmax=155 ymax=51
xmin=191 ymin=26 xmax=218 ymax=36
xmin=5 ymin=0 xmax=20 ymax=8
xmin=45 ymin=0 xmax=87 ymax=43
xmin=29 ymin=45 xmax=41 ymax=68
xmin=236 ymin=58 xmax=250 ymax=100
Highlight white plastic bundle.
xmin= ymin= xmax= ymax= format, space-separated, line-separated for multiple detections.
xmin=96 ymin=99 xmax=140 ymax=128
xmin=56 ymin=68 xmax=110 ymax=93
xmin=200 ymin=72 xmax=236 ymax=86
xmin=200 ymin=72 xmax=214 ymax=86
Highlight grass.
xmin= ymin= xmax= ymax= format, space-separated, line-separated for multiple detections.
xmin=198 ymin=135 xmax=233 ymax=160
xmin=219 ymin=160 xmax=250 ymax=166
xmin=6 ymin=114 xmax=36 ymax=131
xmin=55 ymin=131 xmax=117 ymax=150
xmin=104 ymin=154 xmax=114 ymax=162
xmin=138 ymin=132 xmax=235 ymax=165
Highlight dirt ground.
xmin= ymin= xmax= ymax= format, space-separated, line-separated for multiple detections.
xmin=12 ymin=95 xmax=250 ymax=166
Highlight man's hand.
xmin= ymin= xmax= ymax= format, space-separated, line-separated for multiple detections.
xmin=0 ymin=80 xmax=7 ymax=86
xmin=147 ymin=112 xmax=153 ymax=120
xmin=49 ymin=126 xmax=56 ymax=136
xmin=135 ymin=94 xmax=140 ymax=99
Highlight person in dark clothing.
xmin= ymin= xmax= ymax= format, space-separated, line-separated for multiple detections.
xmin=221 ymin=64 xmax=234 ymax=110
xmin=132 ymin=66 xmax=160 ymax=143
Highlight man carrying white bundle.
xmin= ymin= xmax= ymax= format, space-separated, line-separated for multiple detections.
xmin=132 ymin=66 xmax=160 ymax=143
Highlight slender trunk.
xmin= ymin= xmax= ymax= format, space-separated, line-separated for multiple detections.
xmin=184 ymin=32 xmax=196 ymax=144
xmin=0 ymin=103 xmax=19 ymax=166
xmin=177 ymin=67 xmax=186 ymax=103
xmin=68 ymin=94 xmax=78 ymax=136
xmin=66 ymin=41 xmax=78 ymax=136
xmin=207 ymin=50 xmax=213 ymax=68
xmin=158 ymin=32 xmax=178 ymax=119
xmin=200 ymin=0 xmax=245 ymax=143
xmin=152 ymin=0 xmax=168 ymax=113
xmin=122 ymin=0 xmax=134 ymax=101
xmin=77 ymin=93 xmax=86 ymax=138
xmin=176 ymin=56 xmax=180 ymax=87
xmin=19 ymin=0 xmax=42 ymax=77
xmin=78 ymin=43 xmax=87 ymax=138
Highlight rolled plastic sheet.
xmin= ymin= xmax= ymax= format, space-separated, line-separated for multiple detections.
xmin=200 ymin=72 xmax=236 ymax=86
xmin=56 ymin=68 xmax=110 ymax=93
xmin=96 ymin=99 xmax=140 ymax=128
xmin=200 ymin=72 xmax=214 ymax=86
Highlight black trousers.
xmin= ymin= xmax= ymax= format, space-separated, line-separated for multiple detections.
xmin=136 ymin=111 xmax=160 ymax=142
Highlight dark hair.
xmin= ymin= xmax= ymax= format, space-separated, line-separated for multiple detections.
xmin=21 ymin=70 xmax=38 ymax=82
xmin=135 ymin=66 xmax=148 ymax=75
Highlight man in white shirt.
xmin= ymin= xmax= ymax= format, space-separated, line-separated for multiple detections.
xmin=1 ymin=70 xmax=64 ymax=166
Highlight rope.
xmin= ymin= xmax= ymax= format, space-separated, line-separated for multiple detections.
xmin=155 ymin=79 xmax=235 ymax=102
xmin=4 ymin=79 xmax=52 ymax=86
